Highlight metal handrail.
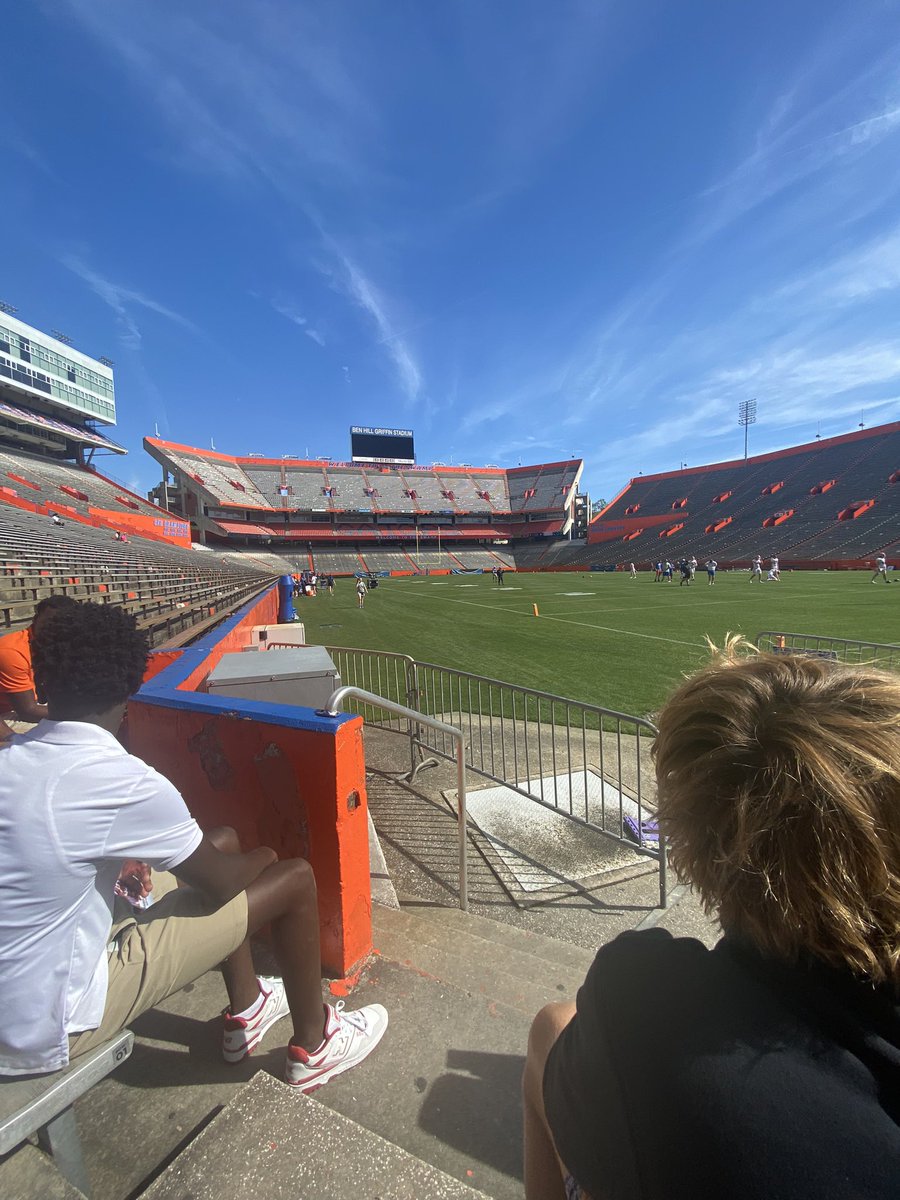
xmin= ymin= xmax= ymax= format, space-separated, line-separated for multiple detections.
xmin=756 ymin=630 xmax=900 ymax=668
xmin=322 ymin=685 xmax=470 ymax=912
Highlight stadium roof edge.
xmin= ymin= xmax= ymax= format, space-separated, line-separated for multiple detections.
xmin=144 ymin=436 xmax=583 ymax=477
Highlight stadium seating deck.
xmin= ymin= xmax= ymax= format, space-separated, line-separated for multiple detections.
xmin=0 ymin=506 xmax=272 ymax=643
xmin=587 ymin=424 xmax=900 ymax=564
xmin=0 ymin=449 xmax=162 ymax=518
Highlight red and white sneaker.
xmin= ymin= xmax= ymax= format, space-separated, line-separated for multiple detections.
xmin=285 ymin=1001 xmax=388 ymax=1093
xmin=222 ymin=976 xmax=291 ymax=1063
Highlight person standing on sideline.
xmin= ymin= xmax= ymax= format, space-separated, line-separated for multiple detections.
xmin=689 ymin=555 xmax=698 ymax=581
xmin=356 ymin=577 xmax=367 ymax=608
xmin=749 ymin=555 xmax=762 ymax=582
xmin=654 ymin=561 xmax=663 ymax=582
xmin=705 ymin=558 xmax=717 ymax=585
xmin=872 ymin=554 xmax=889 ymax=583
xmin=629 ymin=562 xmax=637 ymax=579
xmin=498 ymin=567 xmax=506 ymax=586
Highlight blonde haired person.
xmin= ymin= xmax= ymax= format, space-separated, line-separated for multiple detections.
xmin=524 ymin=638 xmax=900 ymax=1200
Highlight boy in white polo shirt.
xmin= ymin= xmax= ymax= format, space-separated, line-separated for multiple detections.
xmin=0 ymin=602 xmax=386 ymax=1090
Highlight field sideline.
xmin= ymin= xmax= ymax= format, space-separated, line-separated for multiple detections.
xmin=297 ymin=569 xmax=899 ymax=717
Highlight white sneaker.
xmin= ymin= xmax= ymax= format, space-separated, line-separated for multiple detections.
xmin=222 ymin=976 xmax=291 ymax=1063
xmin=284 ymin=1001 xmax=388 ymax=1093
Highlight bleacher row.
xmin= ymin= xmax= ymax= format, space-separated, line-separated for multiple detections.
xmin=226 ymin=545 xmax=515 ymax=575
xmin=583 ymin=424 xmax=900 ymax=565
xmin=147 ymin=438 xmax=581 ymax=517
xmin=0 ymin=506 xmax=273 ymax=644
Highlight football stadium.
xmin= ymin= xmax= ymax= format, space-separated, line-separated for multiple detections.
xmin=1 ymin=307 xmax=898 ymax=1198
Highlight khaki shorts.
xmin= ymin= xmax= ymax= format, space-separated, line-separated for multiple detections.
xmin=69 ymin=871 xmax=249 ymax=1060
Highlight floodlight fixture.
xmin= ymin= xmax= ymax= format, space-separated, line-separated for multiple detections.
xmin=51 ymin=329 xmax=74 ymax=346
xmin=738 ymin=398 xmax=757 ymax=460
xmin=0 ymin=300 xmax=18 ymax=316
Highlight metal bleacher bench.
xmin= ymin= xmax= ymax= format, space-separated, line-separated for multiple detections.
xmin=0 ymin=1030 xmax=133 ymax=1197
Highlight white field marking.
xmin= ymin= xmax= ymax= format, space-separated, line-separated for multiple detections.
xmin=557 ymin=591 xmax=594 ymax=596
xmin=397 ymin=590 xmax=702 ymax=647
xmin=537 ymin=613 xmax=702 ymax=647
xmin=542 ymin=593 xmax=811 ymax=619
xmin=456 ymin=584 xmax=478 ymax=587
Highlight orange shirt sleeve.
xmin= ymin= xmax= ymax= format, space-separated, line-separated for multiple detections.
xmin=0 ymin=631 xmax=34 ymax=696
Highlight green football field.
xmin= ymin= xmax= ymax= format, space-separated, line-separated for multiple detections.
xmin=298 ymin=569 xmax=899 ymax=718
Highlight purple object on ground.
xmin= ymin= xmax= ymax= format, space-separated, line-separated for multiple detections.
xmin=623 ymin=815 xmax=660 ymax=847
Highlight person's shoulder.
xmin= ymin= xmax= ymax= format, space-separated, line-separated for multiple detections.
xmin=577 ymin=930 xmax=718 ymax=1021
xmin=595 ymin=928 xmax=712 ymax=974
xmin=0 ymin=628 xmax=29 ymax=659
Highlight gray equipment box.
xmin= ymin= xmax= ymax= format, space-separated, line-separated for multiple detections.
xmin=206 ymin=647 xmax=341 ymax=710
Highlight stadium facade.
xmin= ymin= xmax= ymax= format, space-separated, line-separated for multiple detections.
xmin=144 ymin=437 xmax=585 ymax=571
xmin=0 ymin=311 xmax=188 ymax=544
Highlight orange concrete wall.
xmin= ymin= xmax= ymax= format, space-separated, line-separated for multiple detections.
xmin=132 ymin=584 xmax=371 ymax=978
xmin=127 ymin=701 xmax=371 ymax=977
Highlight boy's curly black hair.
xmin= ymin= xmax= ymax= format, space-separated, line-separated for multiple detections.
xmin=31 ymin=602 xmax=150 ymax=717
xmin=33 ymin=594 xmax=80 ymax=624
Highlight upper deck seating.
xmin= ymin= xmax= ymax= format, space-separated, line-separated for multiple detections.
xmin=0 ymin=449 xmax=162 ymax=517
xmin=588 ymin=424 xmax=900 ymax=563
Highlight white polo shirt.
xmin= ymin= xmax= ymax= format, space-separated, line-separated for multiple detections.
xmin=0 ymin=721 xmax=202 ymax=1074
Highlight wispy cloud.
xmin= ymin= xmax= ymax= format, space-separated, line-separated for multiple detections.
xmin=59 ymin=0 xmax=379 ymax=193
xmin=2 ymin=121 xmax=58 ymax=181
xmin=270 ymin=297 xmax=307 ymax=328
xmin=268 ymin=296 xmax=327 ymax=347
xmin=60 ymin=252 xmax=198 ymax=349
xmin=320 ymin=248 xmax=422 ymax=400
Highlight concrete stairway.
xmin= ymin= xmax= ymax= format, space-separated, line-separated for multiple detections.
xmin=142 ymin=1072 xmax=488 ymax=1200
xmin=0 ymin=901 xmax=600 ymax=1199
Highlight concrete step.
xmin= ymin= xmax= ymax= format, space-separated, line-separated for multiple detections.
xmin=398 ymin=895 xmax=600 ymax=973
xmin=372 ymin=901 xmax=595 ymax=1017
xmin=141 ymin=1071 xmax=488 ymax=1200
xmin=0 ymin=1143 xmax=87 ymax=1199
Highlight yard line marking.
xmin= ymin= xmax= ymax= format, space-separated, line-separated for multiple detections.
xmin=539 ymin=593 xmax=813 ymax=618
xmin=537 ymin=613 xmax=701 ymax=647
xmin=398 ymin=590 xmax=702 ymax=647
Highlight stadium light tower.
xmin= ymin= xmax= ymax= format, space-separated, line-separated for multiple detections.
xmin=0 ymin=300 xmax=17 ymax=315
xmin=738 ymin=398 xmax=757 ymax=460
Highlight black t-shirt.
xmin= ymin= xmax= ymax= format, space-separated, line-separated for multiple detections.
xmin=543 ymin=929 xmax=900 ymax=1200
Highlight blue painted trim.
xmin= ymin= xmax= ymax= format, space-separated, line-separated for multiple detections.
xmin=136 ymin=583 xmax=354 ymax=734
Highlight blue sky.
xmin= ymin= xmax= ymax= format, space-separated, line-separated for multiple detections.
xmin=4 ymin=1 xmax=900 ymax=501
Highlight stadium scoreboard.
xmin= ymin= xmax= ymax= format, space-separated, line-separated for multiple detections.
xmin=350 ymin=426 xmax=415 ymax=464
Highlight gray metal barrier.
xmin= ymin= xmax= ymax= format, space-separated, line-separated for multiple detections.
xmin=756 ymin=631 xmax=900 ymax=669
xmin=328 ymin=646 xmax=666 ymax=907
xmin=322 ymin=685 xmax=470 ymax=911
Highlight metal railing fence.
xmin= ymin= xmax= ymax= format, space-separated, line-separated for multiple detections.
xmin=322 ymin=685 xmax=470 ymax=911
xmin=327 ymin=646 xmax=666 ymax=906
xmin=755 ymin=631 xmax=900 ymax=669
